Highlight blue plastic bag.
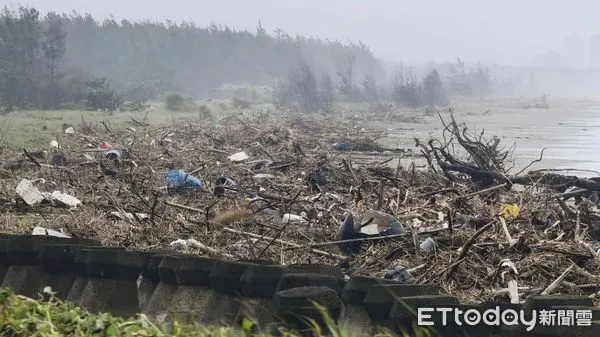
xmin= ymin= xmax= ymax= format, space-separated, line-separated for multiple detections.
xmin=332 ymin=142 xmax=350 ymax=151
xmin=166 ymin=169 xmax=202 ymax=194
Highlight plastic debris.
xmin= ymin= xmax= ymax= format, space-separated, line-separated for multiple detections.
xmin=332 ymin=142 xmax=350 ymax=151
xmin=384 ymin=266 xmax=416 ymax=284
xmin=166 ymin=169 xmax=203 ymax=193
xmin=338 ymin=211 xmax=406 ymax=255
xmin=499 ymin=204 xmax=520 ymax=220
xmin=282 ymin=213 xmax=309 ymax=224
xmin=213 ymin=176 xmax=236 ymax=197
xmin=32 ymin=226 xmax=70 ymax=238
xmin=419 ymin=237 xmax=436 ymax=252
xmin=43 ymin=191 xmax=82 ymax=208
xmin=105 ymin=149 xmax=121 ymax=160
xmin=216 ymin=176 xmax=237 ymax=186
xmin=107 ymin=211 xmax=149 ymax=221
xmin=15 ymin=179 xmax=45 ymax=205
xmin=358 ymin=210 xmax=406 ymax=236
xmin=228 ymin=151 xmax=249 ymax=162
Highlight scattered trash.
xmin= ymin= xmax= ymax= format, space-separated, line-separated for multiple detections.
xmin=384 ymin=266 xmax=416 ymax=284
xmin=419 ymin=237 xmax=436 ymax=252
xmin=32 ymin=226 xmax=70 ymax=238
xmin=216 ymin=176 xmax=237 ymax=186
xmin=213 ymin=176 xmax=237 ymax=197
xmin=358 ymin=211 xmax=406 ymax=236
xmin=282 ymin=213 xmax=309 ymax=224
xmin=15 ymin=179 xmax=45 ymax=206
xmin=50 ymin=140 xmax=59 ymax=149
xmin=499 ymin=204 xmax=520 ymax=220
xmin=338 ymin=211 xmax=407 ymax=254
xmin=332 ymin=142 xmax=350 ymax=151
xmin=62 ymin=123 xmax=75 ymax=134
xmin=105 ymin=149 xmax=121 ymax=160
xmin=43 ymin=191 xmax=82 ymax=208
xmin=5 ymin=111 xmax=600 ymax=306
xmin=107 ymin=211 xmax=149 ymax=221
xmin=169 ymin=238 xmax=235 ymax=259
xmin=228 ymin=151 xmax=249 ymax=162
xmin=166 ymin=169 xmax=202 ymax=193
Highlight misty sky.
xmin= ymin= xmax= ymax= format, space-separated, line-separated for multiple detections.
xmin=3 ymin=0 xmax=600 ymax=66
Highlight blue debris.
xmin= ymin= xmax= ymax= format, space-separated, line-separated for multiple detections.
xmin=384 ymin=266 xmax=416 ymax=284
xmin=166 ymin=169 xmax=202 ymax=194
xmin=332 ymin=142 xmax=350 ymax=151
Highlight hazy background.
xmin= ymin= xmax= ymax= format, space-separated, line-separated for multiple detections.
xmin=4 ymin=0 xmax=599 ymax=67
xmin=2 ymin=0 xmax=600 ymax=173
xmin=2 ymin=0 xmax=600 ymax=111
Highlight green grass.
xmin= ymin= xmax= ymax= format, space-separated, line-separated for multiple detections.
xmin=0 ymin=98 xmax=256 ymax=148
xmin=0 ymin=109 xmax=183 ymax=149
xmin=0 ymin=287 xmax=438 ymax=337
xmin=0 ymin=287 xmax=285 ymax=337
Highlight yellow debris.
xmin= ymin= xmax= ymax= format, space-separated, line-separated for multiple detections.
xmin=499 ymin=204 xmax=520 ymax=219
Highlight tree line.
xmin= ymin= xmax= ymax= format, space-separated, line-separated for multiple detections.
xmin=0 ymin=5 xmax=499 ymax=114
xmin=273 ymin=58 xmax=495 ymax=114
xmin=0 ymin=5 xmax=382 ymax=112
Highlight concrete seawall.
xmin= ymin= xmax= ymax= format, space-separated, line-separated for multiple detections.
xmin=1 ymin=233 xmax=599 ymax=336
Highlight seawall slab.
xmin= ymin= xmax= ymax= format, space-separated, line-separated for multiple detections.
xmin=1 ymin=233 xmax=599 ymax=336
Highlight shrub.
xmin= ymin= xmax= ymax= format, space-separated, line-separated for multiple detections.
xmin=165 ymin=92 xmax=197 ymax=112
xmin=85 ymin=77 xmax=122 ymax=111
xmin=422 ymin=69 xmax=446 ymax=106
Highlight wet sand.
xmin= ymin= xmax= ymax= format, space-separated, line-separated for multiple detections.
xmin=374 ymin=97 xmax=600 ymax=177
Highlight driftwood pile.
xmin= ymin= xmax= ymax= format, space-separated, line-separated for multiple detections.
xmin=0 ymin=110 xmax=599 ymax=306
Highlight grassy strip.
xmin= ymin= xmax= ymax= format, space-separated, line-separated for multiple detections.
xmin=0 ymin=287 xmax=274 ymax=337
xmin=0 ymin=287 xmax=423 ymax=337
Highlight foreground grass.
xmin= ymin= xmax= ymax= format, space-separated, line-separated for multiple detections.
xmin=0 ymin=287 xmax=263 ymax=337
xmin=0 ymin=287 xmax=428 ymax=337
